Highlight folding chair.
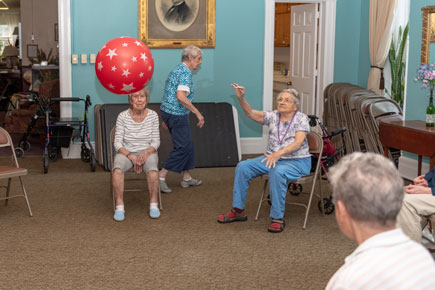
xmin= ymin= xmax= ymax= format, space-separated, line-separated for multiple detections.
xmin=0 ymin=127 xmax=32 ymax=216
xmin=254 ymin=131 xmax=324 ymax=229
xmin=109 ymin=127 xmax=162 ymax=210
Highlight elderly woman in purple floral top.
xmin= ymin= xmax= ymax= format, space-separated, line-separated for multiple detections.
xmin=218 ymin=84 xmax=311 ymax=233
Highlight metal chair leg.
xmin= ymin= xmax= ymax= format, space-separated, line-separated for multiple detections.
xmin=255 ymin=179 xmax=268 ymax=220
xmin=4 ymin=178 xmax=11 ymax=206
xmin=19 ymin=176 xmax=32 ymax=216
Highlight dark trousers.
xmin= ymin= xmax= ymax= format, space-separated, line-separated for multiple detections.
xmin=161 ymin=111 xmax=195 ymax=173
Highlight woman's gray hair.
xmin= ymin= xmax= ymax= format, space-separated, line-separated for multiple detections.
xmin=329 ymin=152 xmax=404 ymax=228
xmin=181 ymin=45 xmax=202 ymax=61
xmin=128 ymin=86 xmax=150 ymax=103
xmin=277 ymin=88 xmax=300 ymax=109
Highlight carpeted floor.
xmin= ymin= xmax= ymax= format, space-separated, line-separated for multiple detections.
xmin=0 ymin=157 xmax=356 ymax=289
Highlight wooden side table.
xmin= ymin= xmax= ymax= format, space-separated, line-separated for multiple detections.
xmin=379 ymin=119 xmax=435 ymax=176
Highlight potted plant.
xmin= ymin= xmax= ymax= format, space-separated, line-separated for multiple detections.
xmin=386 ymin=23 xmax=408 ymax=106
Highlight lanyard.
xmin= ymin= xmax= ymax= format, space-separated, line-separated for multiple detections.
xmin=277 ymin=112 xmax=296 ymax=144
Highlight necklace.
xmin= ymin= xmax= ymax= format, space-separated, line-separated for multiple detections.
xmin=277 ymin=112 xmax=296 ymax=144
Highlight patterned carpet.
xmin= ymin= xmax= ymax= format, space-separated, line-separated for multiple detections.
xmin=0 ymin=157 xmax=356 ymax=289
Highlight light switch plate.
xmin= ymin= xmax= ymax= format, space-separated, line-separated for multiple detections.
xmin=89 ymin=54 xmax=96 ymax=64
xmin=81 ymin=54 xmax=87 ymax=64
xmin=71 ymin=54 xmax=78 ymax=64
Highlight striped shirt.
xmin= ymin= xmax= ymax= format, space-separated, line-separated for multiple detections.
xmin=326 ymin=228 xmax=435 ymax=290
xmin=114 ymin=109 xmax=160 ymax=153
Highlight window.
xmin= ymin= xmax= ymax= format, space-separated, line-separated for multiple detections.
xmin=0 ymin=24 xmax=12 ymax=54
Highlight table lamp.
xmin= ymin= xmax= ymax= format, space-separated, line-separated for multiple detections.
xmin=2 ymin=45 xmax=19 ymax=69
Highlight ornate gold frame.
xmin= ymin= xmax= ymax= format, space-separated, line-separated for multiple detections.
xmin=138 ymin=0 xmax=215 ymax=49
xmin=421 ymin=6 xmax=435 ymax=65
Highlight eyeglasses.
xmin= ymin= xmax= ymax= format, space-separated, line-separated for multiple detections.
xmin=277 ymin=98 xmax=295 ymax=103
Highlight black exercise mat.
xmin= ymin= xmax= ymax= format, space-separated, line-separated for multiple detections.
xmin=97 ymin=102 xmax=239 ymax=171
xmin=189 ymin=102 xmax=239 ymax=167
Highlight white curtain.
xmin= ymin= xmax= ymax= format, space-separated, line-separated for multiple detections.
xmin=0 ymin=14 xmax=20 ymax=36
xmin=367 ymin=0 xmax=397 ymax=95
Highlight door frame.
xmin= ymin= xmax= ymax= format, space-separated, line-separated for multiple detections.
xmin=260 ymin=0 xmax=336 ymax=149
xmin=58 ymin=0 xmax=72 ymax=118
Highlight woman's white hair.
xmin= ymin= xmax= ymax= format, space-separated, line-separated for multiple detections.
xmin=277 ymin=88 xmax=300 ymax=109
xmin=181 ymin=45 xmax=202 ymax=61
xmin=128 ymin=86 xmax=150 ymax=103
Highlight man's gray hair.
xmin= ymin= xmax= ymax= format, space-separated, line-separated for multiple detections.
xmin=329 ymin=152 xmax=404 ymax=227
xmin=181 ymin=45 xmax=202 ymax=61
xmin=128 ymin=86 xmax=150 ymax=103
xmin=277 ymin=88 xmax=300 ymax=109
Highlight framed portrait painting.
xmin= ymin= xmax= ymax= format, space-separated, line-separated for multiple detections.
xmin=139 ymin=0 xmax=215 ymax=48
xmin=27 ymin=44 xmax=38 ymax=58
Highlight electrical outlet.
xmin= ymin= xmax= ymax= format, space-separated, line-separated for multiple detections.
xmin=89 ymin=54 xmax=96 ymax=64
xmin=81 ymin=54 xmax=87 ymax=64
xmin=71 ymin=54 xmax=78 ymax=64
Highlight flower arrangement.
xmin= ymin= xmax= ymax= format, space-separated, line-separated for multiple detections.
xmin=415 ymin=62 xmax=435 ymax=91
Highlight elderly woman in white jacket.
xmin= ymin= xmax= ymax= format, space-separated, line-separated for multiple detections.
xmin=112 ymin=87 xmax=160 ymax=222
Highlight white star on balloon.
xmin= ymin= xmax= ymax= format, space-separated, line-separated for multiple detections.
xmin=109 ymin=84 xmax=115 ymax=89
xmin=97 ymin=61 xmax=103 ymax=71
xmin=122 ymin=42 xmax=128 ymax=47
xmin=106 ymin=48 xmax=118 ymax=60
xmin=111 ymin=66 xmax=117 ymax=72
xmin=135 ymin=40 xmax=142 ymax=46
xmin=121 ymin=82 xmax=135 ymax=92
xmin=139 ymin=72 xmax=144 ymax=78
xmin=131 ymin=56 xmax=137 ymax=62
xmin=148 ymin=66 xmax=152 ymax=71
xmin=140 ymin=53 xmax=148 ymax=61
xmin=122 ymin=69 xmax=131 ymax=77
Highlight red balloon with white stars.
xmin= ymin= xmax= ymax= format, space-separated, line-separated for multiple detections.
xmin=95 ymin=37 xmax=154 ymax=95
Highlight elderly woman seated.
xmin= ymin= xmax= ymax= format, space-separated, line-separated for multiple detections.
xmin=397 ymin=165 xmax=435 ymax=242
xmin=112 ymin=87 xmax=160 ymax=222
xmin=217 ymin=84 xmax=311 ymax=233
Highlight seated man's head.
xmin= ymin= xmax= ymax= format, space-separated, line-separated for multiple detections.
xmin=329 ymin=152 xmax=404 ymax=240
xmin=23 ymin=70 xmax=32 ymax=84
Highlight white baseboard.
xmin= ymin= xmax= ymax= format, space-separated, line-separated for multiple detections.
xmin=61 ymin=141 xmax=95 ymax=159
xmin=398 ymin=156 xmax=430 ymax=180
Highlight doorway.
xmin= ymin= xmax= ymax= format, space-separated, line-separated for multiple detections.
xmin=262 ymin=0 xmax=336 ymax=147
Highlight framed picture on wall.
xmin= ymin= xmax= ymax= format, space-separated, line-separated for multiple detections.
xmin=138 ymin=0 xmax=215 ymax=48
xmin=27 ymin=44 xmax=38 ymax=58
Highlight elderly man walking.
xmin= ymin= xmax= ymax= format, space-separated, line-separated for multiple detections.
xmin=326 ymin=152 xmax=435 ymax=290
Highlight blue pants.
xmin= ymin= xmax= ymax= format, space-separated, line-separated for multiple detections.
xmin=233 ymin=156 xmax=311 ymax=219
xmin=161 ymin=111 xmax=195 ymax=173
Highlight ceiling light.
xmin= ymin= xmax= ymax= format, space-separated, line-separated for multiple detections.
xmin=0 ymin=0 xmax=9 ymax=10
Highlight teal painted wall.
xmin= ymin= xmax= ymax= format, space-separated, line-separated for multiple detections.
xmin=402 ymin=0 xmax=433 ymax=163
xmin=357 ymin=0 xmax=370 ymax=88
xmin=406 ymin=0 xmax=433 ymax=121
xmin=70 ymin=0 xmax=382 ymax=140
xmin=333 ymin=0 xmax=361 ymax=84
xmin=71 ymin=0 xmax=264 ymax=139
xmin=333 ymin=0 xmax=369 ymax=86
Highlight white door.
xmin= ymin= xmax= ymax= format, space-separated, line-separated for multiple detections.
xmin=290 ymin=4 xmax=318 ymax=115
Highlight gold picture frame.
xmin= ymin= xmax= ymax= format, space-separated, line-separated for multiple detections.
xmin=421 ymin=6 xmax=435 ymax=65
xmin=139 ymin=0 xmax=215 ymax=48
xmin=27 ymin=44 xmax=38 ymax=58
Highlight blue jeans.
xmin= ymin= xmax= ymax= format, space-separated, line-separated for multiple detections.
xmin=232 ymin=156 xmax=311 ymax=219
xmin=161 ymin=111 xmax=195 ymax=173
